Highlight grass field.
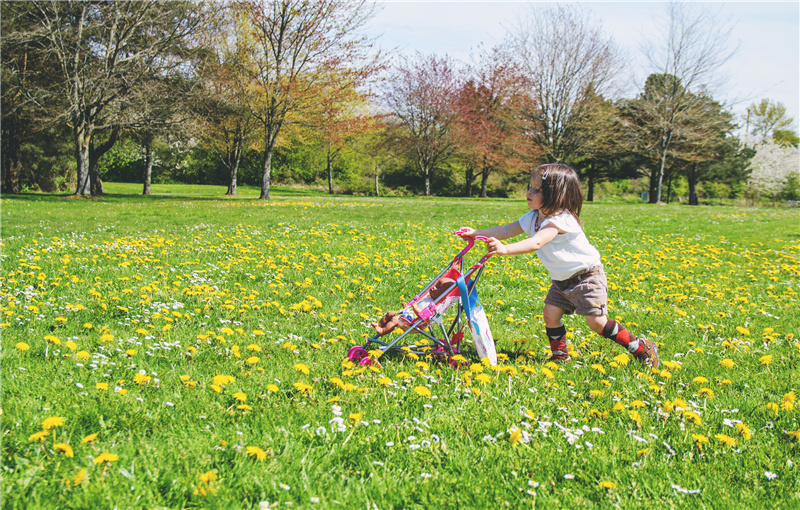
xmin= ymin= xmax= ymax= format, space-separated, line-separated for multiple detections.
xmin=1 ymin=183 xmax=799 ymax=509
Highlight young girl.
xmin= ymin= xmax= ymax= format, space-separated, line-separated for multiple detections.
xmin=458 ymin=163 xmax=659 ymax=368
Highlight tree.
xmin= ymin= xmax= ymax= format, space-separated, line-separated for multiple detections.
xmin=508 ymin=4 xmax=622 ymax=163
xmin=571 ymin=91 xmax=630 ymax=201
xmin=307 ymin=82 xmax=382 ymax=194
xmin=745 ymin=99 xmax=795 ymax=145
xmin=747 ymin=140 xmax=800 ymax=206
xmin=454 ymin=46 xmax=531 ymax=197
xmin=637 ymin=1 xmax=737 ymax=203
xmin=10 ymin=1 xmax=204 ymax=196
xmin=239 ymin=0 xmax=381 ymax=200
xmin=195 ymin=2 xmax=259 ymax=195
xmin=383 ymin=53 xmax=461 ymax=196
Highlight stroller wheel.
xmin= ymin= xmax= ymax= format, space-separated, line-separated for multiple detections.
xmin=347 ymin=346 xmax=368 ymax=363
xmin=359 ymin=357 xmax=382 ymax=368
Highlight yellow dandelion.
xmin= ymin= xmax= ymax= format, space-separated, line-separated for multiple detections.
xmin=684 ymin=411 xmax=702 ymax=425
xmin=246 ymin=446 xmax=267 ymax=461
xmin=93 ymin=452 xmax=119 ymax=464
xmin=81 ymin=433 xmax=98 ymax=444
xmin=636 ymin=448 xmax=649 ymax=457
xmin=72 ymin=468 xmax=87 ymax=486
xmin=736 ymin=423 xmax=752 ymax=440
xmin=475 ymin=373 xmax=492 ymax=385
xmin=29 ymin=430 xmax=48 ymax=442
xmin=720 ymin=359 xmax=735 ymax=369
xmin=508 ymin=428 xmax=522 ymax=447
xmin=715 ymin=434 xmax=736 ymax=448
xmin=630 ymin=400 xmax=646 ymax=409
xmin=232 ymin=392 xmax=247 ymax=402
xmin=591 ymin=364 xmax=606 ymax=375
xmin=598 ymin=481 xmax=617 ymax=490
xmin=42 ymin=416 xmax=65 ymax=431
xmin=698 ymin=388 xmax=714 ymax=399
xmin=349 ymin=413 xmax=363 ymax=424
xmin=246 ymin=344 xmax=262 ymax=352
xmin=294 ymin=363 xmax=310 ymax=375
xmin=44 ymin=335 xmax=61 ymax=345
xmin=293 ymin=382 xmax=312 ymax=395
xmin=692 ymin=376 xmax=709 ymax=385
xmin=413 ymin=386 xmax=432 ymax=398
xmin=783 ymin=391 xmax=796 ymax=403
xmin=692 ymin=434 xmax=709 ymax=450
xmin=54 ymin=443 xmax=74 ymax=457
xmin=212 ymin=375 xmax=235 ymax=386
xmin=266 ymin=384 xmax=279 ymax=393
xmin=759 ymin=355 xmax=773 ymax=366
xmin=396 ymin=371 xmax=412 ymax=380
xmin=471 ymin=387 xmax=481 ymax=396
xmin=246 ymin=356 xmax=259 ymax=365
xmin=377 ymin=377 xmax=392 ymax=386
xmin=15 ymin=342 xmax=30 ymax=351
xmin=125 ymin=349 xmax=137 ymax=356
xmin=96 ymin=382 xmax=108 ymax=391
xmin=199 ymin=470 xmax=218 ymax=484
xmin=541 ymin=367 xmax=554 ymax=379
xmin=589 ymin=390 xmax=605 ymax=398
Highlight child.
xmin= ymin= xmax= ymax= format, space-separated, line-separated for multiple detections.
xmin=458 ymin=163 xmax=659 ymax=368
xmin=371 ymin=278 xmax=456 ymax=336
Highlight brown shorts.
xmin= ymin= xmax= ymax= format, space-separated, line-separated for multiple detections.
xmin=544 ymin=266 xmax=607 ymax=316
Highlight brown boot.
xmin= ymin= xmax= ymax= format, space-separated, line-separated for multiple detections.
xmin=634 ymin=339 xmax=659 ymax=369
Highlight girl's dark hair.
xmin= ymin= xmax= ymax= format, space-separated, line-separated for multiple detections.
xmin=534 ymin=163 xmax=583 ymax=221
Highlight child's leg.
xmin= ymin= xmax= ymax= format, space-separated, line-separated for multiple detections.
xmin=543 ymin=303 xmax=569 ymax=359
xmin=585 ymin=315 xmax=659 ymax=368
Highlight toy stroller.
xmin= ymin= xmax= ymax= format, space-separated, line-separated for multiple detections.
xmin=346 ymin=231 xmax=498 ymax=367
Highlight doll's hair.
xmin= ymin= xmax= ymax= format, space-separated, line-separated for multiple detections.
xmin=533 ymin=163 xmax=583 ymax=221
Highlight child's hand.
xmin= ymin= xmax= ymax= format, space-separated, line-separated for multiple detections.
xmin=485 ymin=237 xmax=508 ymax=256
xmin=456 ymin=227 xmax=477 ymax=238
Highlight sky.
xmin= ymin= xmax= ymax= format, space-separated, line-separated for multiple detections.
xmin=366 ymin=1 xmax=800 ymax=131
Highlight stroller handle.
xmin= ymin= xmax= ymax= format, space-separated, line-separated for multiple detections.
xmin=454 ymin=230 xmax=494 ymax=263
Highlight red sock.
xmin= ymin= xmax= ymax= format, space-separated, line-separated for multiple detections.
xmin=546 ymin=326 xmax=567 ymax=353
xmin=602 ymin=319 xmax=643 ymax=355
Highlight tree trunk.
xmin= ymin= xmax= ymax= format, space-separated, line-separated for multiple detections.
xmin=465 ymin=165 xmax=474 ymax=197
xmin=89 ymin=127 xmax=119 ymax=196
xmin=260 ymin=149 xmax=272 ymax=200
xmin=688 ymin=164 xmax=699 ymax=206
xmin=424 ymin=172 xmax=431 ymax=196
xmin=226 ymin=129 xmax=244 ymax=195
xmin=586 ymin=164 xmax=595 ymax=202
xmin=665 ymin=174 xmax=672 ymax=204
xmin=654 ymin=130 xmax=674 ymax=204
xmin=374 ymin=162 xmax=380 ymax=196
xmin=74 ymin=128 xmax=92 ymax=196
xmin=1 ymin=115 xmax=21 ymax=194
xmin=480 ymin=166 xmax=489 ymax=198
xmin=327 ymin=152 xmax=334 ymax=194
xmin=143 ymin=143 xmax=154 ymax=195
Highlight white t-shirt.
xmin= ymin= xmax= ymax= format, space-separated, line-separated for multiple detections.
xmin=519 ymin=210 xmax=601 ymax=281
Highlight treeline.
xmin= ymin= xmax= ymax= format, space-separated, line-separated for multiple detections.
xmin=2 ymin=1 xmax=798 ymax=203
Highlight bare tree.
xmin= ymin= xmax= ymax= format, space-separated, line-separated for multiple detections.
xmin=636 ymin=1 xmax=738 ymax=203
xmin=239 ymin=0 xmax=382 ymax=200
xmin=508 ymin=4 xmax=622 ymax=163
xmin=383 ymin=53 xmax=461 ymax=196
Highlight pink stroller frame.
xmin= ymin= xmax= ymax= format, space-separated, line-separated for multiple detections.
xmin=346 ymin=233 xmax=494 ymax=367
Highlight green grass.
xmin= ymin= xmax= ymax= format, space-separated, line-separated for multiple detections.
xmin=1 ymin=186 xmax=799 ymax=509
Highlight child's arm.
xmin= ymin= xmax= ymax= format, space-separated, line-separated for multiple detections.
xmin=459 ymin=221 xmax=524 ymax=241
xmin=486 ymin=224 xmax=558 ymax=256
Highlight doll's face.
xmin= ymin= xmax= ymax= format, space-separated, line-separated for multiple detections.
xmin=430 ymin=278 xmax=455 ymax=300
